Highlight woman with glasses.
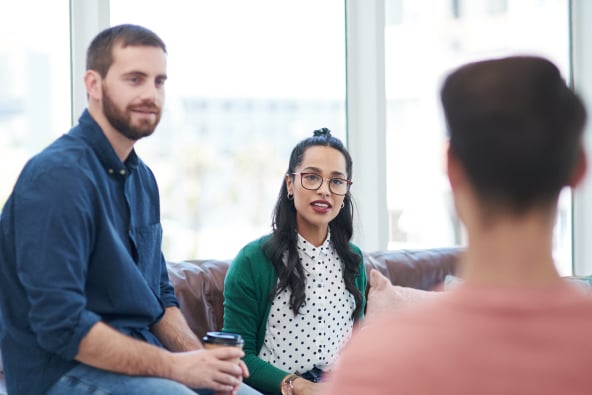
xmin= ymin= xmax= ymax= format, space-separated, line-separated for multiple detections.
xmin=222 ymin=128 xmax=366 ymax=395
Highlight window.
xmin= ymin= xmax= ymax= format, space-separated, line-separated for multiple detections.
xmin=384 ymin=0 xmax=572 ymax=274
xmin=3 ymin=1 xmax=583 ymax=273
xmin=0 ymin=1 xmax=71 ymax=212
xmin=110 ymin=0 xmax=346 ymax=260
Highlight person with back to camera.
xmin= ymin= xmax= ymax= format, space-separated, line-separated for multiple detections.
xmin=0 ymin=24 xmax=261 ymax=395
xmin=325 ymin=56 xmax=592 ymax=395
xmin=222 ymin=128 xmax=367 ymax=395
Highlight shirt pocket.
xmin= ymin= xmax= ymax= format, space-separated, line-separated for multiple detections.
xmin=128 ymin=222 xmax=163 ymax=292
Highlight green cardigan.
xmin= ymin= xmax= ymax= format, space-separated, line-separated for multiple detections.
xmin=222 ymin=235 xmax=367 ymax=394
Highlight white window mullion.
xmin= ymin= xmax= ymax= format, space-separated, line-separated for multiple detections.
xmin=345 ymin=0 xmax=388 ymax=251
xmin=571 ymin=0 xmax=592 ymax=275
xmin=69 ymin=0 xmax=110 ymax=125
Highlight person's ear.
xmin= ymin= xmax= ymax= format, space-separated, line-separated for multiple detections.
xmin=285 ymin=174 xmax=294 ymax=196
xmin=568 ymin=146 xmax=587 ymax=188
xmin=446 ymin=144 xmax=466 ymax=192
xmin=84 ymin=70 xmax=102 ymax=101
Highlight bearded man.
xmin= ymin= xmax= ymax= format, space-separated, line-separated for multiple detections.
xmin=0 ymin=24 xmax=260 ymax=395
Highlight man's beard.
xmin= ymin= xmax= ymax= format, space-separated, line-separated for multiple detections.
xmin=102 ymin=86 xmax=161 ymax=141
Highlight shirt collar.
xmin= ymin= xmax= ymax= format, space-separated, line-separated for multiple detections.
xmin=297 ymin=230 xmax=332 ymax=259
xmin=70 ymin=109 xmax=139 ymax=176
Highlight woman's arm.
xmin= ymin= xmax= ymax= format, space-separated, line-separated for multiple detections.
xmin=223 ymin=241 xmax=289 ymax=393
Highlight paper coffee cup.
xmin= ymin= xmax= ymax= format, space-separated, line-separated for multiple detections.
xmin=203 ymin=332 xmax=244 ymax=364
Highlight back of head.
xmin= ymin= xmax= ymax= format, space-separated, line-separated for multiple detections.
xmin=441 ymin=56 xmax=586 ymax=213
xmin=86 ymin=24 xmax=167 ymax=77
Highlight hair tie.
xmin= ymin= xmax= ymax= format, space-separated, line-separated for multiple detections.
xmin=313 ymin=128 xmax=331 ymax=137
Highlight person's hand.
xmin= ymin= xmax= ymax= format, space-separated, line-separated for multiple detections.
xmin=365 ymin=269 xmax=399 ymax=318
xmin=214 ymin=360 xmax=250 ymax=395
xmin=291 ymin=377 xmax=325 ymax=395
xmin=168 ymin=347 xmax=245 ymax=392
xmin=366 ymin=269 xmax=438 ymax=320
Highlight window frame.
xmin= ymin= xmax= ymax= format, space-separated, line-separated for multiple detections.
xmin=70 ymin=0 xmax=592 ymax=274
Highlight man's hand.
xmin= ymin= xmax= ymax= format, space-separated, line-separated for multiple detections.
xmin=77 ymin=318 xmax=251 ymax=393
xmin=169 ymin=347 xmax=247 ymax=393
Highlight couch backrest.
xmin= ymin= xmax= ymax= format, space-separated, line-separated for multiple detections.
xmin=167 ymin=258 xmax=230 ymax=342
xmin=166 ymin=247 xmax=462 ymax=340
xmin=365 ymin=247 xmax=461 ymax=290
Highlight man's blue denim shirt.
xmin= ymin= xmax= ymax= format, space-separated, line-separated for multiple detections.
xmin=0 ymin=110 xmax=178 ymax=395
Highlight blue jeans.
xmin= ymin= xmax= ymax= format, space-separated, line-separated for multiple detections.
xmin=47 ymin=363 xmax=262 ymax=395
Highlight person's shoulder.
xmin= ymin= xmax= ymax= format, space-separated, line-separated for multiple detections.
xmin=233 ymin=234 xmax=273 ymax=265
xmin=15 ymin=134 xmax=94 ymax=189
xmin=227 ymin=235 xmax=274 ymax=280
xmin=559 ymin=283 xmax=592 ymax=317
xmin=239 ymin=234 xmax=271 ymax=254
xmin=347 ymin=241 xmax=363 ymax=256
xmin=34 ymin=133 xmax=88 ymax=164
xmin=330 ymin=310 xmax=436 ymax=393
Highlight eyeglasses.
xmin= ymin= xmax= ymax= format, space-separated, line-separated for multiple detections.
xmin=291 ymin=172 xmax=352 ymax=196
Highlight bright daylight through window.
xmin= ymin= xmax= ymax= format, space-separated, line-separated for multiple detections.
xmin=110 ymin=0 xmax=347 ymax=261
xmin=0 ymin=0 xmax=575 ymax=274
xmin=384 ymin=0 xmax=572 ymax=274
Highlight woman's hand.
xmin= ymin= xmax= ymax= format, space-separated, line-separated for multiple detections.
xmin=291 ymin=377 xmax=325 ymax=395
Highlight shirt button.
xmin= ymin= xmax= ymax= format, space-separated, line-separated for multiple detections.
xmin=119 ymin=169 xmax=126 ymax=175
xmin=108 ymin=169 xmax=114 ymax=174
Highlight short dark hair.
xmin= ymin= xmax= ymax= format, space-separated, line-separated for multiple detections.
xmin=86 ymin=24 xmax=167 ymax=77
xmin=441 ymin=56 xmax=586 ymax=213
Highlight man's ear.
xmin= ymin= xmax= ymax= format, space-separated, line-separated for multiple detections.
xmin=446 ymin=144 xmax=466 ymax=192
xmin=568 ymin=146 xmax=587 ymax=189
xmin=84 ymin=70 xmax=102 ymax=101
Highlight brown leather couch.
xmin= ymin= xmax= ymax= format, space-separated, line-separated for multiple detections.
xmin=167 ymin=247 xmax=462 ymax=340
xmin=0 ymin=247 xmax=461 ymax=394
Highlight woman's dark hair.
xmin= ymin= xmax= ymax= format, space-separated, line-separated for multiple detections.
xmin=262 ymin=128 xmax=363 ymax=320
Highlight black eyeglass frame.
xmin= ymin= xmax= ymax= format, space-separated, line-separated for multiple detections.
xmin=291 ymin=172 xmax=353 ymax=196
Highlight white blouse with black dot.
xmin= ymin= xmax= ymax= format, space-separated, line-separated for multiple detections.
xmin=258 ymin=232 xmax=356 ymax=374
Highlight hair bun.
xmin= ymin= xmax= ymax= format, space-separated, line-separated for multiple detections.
xmin=313 ymin=127 xmax=332 ymax=137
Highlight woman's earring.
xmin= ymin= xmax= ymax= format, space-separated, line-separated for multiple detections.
xmin=287 ymin=193 xmax=294 ymax=200
xmin=341 ymin=202 xmax=345 ymax=209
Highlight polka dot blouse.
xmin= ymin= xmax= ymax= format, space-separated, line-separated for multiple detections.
xmin=258 ymin=232 xmax=356 ymax=374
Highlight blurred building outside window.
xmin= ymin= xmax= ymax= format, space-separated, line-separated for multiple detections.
xmin=0 ymin=1 xmax=71 ymax=215
xmin=384 ymin=0 xmax=572 ymax=274
xmin=110 ymin=0 xmax=347 ymax=261
xmin=0 ymin=0 xmax=575 ymax=275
